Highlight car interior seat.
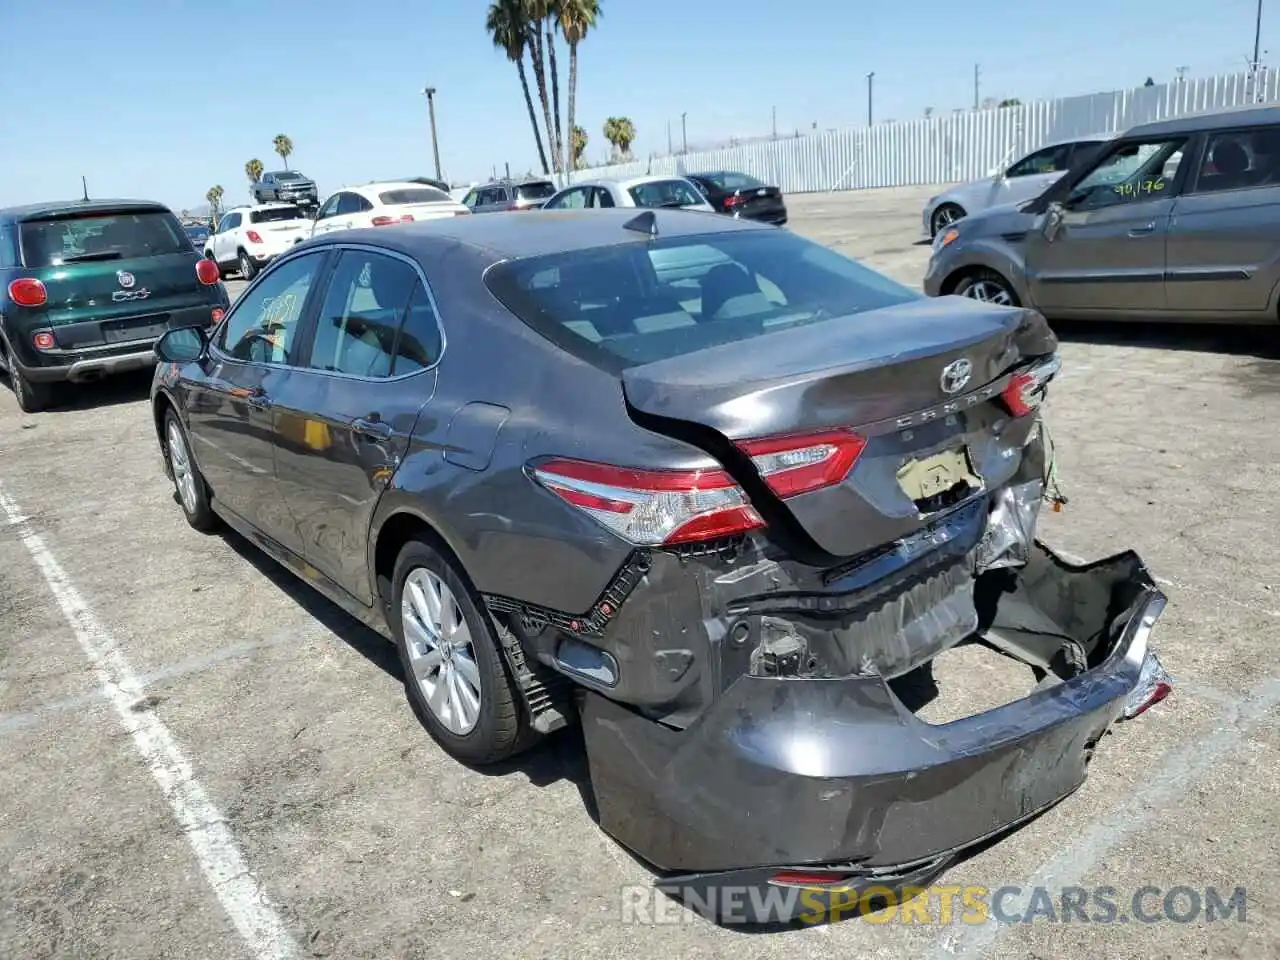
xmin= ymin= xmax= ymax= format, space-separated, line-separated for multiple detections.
xmin=698 ymin=262 xmax=771 ymax=320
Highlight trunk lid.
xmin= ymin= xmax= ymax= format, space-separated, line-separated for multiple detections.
xmin=732 ymin=185 xmax=784 ymax=216
xmin=621 ymin=297 xmax=1056 ymax=558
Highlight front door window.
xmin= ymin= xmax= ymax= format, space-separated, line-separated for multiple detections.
xmin=1066 ymin=139 xmax=1187 ymax=211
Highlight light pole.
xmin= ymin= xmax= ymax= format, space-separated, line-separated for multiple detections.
xmin=1251 ymin=0 xmax=1265 ymax=101
xmin=681 ymin=112 xmax=687 ymax=154
xmin=866 ymin=72 xmax=875 ymax=126
xmin=421 ymin=86 xmax=442 ymax=181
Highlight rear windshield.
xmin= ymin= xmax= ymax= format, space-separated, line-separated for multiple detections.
xmin=379 ymin=187 xmax=452 ymax=205
xmin=698 ymin=172 xmax=765 ymax=191
xmin=250 ymin=207 xmax=307 ymax=223
xmin=483 ymin=228 xmax=920 ymax=370
xmin=516 ymin=181 xmax=556 ymax=201
xmin=20 ymin=211 xmax=188 ymax=267
xmin=628 ymin=180 xmax=705 ymax=208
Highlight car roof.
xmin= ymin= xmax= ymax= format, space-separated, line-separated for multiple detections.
xmin=314 ymin=207 xmax=769 ymax=262
xmin=1124 ymin=103 xmax=1280 ymax=139
xmin=0 ymin=198 xmax=171 ymax=223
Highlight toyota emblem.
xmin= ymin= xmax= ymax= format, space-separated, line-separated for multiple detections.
xmin=940 ymin=358 xmax=973 ymax=394
xmin=117 ymin=270 xmax=136 ymax=289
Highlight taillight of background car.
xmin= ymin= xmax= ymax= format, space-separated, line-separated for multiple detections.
xmin=372 ymin=215 xmax=415 ymax=226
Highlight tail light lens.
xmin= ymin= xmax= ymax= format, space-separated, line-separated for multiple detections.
xmin=195 ymin=260 xmax=220 ymax=285
xmin=32 ymin=331 xmax=56 ymax=350
xmin=372 ymin=214 xmax=415 ymax=226
xmin=737 ymin=429 xmax=867 ymax=498
xmin=1000 ymin=354 xmax=1061 ymax=417
xmin=8 ymin=278 xmax=47 ymax=307
xmin=531 ymin=458 xmax=763 ymax=546
xmin=724 ymin=194 xmax=745 ymax=209
xmin=530 ymin=428 xmax=867 ymax=547
xmin=245 ymin=230 xmax=263 ymax=244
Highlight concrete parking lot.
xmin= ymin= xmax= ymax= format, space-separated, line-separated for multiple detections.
xmin=2 ymin=186 xmax=1277 ymax=960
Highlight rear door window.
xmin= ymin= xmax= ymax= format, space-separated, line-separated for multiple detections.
xmin=483 ymin=229 xmax=919 ymax=369
xmin=19 ymin=210 xmax=188 ymax=267
xmin=306 ymin=251 xmax=419 ymax=378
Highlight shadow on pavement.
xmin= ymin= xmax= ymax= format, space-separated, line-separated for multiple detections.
xmin=3 ymin=367 xmax=154 ymax=413
xmin=1050 ymin=319 xmax=1279 ymax=360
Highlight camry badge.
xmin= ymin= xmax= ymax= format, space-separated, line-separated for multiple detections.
xmin=117 ymin=270 xmax=135 ymax=288
xmin=940 ymin=358 xmax=972 ymax=395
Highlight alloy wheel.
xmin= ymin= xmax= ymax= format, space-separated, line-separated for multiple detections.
xmin=167 ymin=420 xmax=198 ymax=515
xmin=401 ymin=568 xmax=483 ymax=735
xmin=932 ymin=205 xmax=961 ymax=235
xmin=961 ymin=279 xmax=1014 ymax=306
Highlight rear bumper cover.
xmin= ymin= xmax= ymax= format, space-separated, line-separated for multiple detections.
xmin=580 ymin=542 xmax=1166 ymax=879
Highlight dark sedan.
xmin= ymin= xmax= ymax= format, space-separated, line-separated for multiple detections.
xmin=687 ymin=170 xmax=788 ymax=224
xmin=149 ymin=208 xmax=1171 ymax=924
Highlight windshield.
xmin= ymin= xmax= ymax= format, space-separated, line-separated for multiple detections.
xmin=483 ymin=229 xmax=920 ymax=370
xmin=379 ymin=187 xmax=452 ymax=205
xmin=515 ymin=181 xmax=556 ymax=201
xmin=20 ymin=211 xmax=188 ymax=266
xmin=274 ymin=172 xmax=306 ymax=181
xmin=628 ymin=180 xmax=706 ymax=208
xmin=250 ymin=207 xmax=307 ymax=223
xmin=699 ymin=172 xmax=766 ymax=191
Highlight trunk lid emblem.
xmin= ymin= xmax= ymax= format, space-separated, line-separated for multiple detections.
xmin=116 ymin=270 xmax=135 ymax=289
xmin=940 ymin=358 xmax=972 ymax=394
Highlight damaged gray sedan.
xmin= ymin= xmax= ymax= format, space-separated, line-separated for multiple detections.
xmin=152 ymin=207 xmax=1173 ymax=924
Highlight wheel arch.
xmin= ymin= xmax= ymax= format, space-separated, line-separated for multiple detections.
xmin=369 ymin=506 xmax=473 ymax=614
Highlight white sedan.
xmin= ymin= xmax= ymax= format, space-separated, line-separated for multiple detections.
xmin=308 ymin=181 xmax=470 ymax=238
xmin=541 ymin=174 xmax=716 ymax=212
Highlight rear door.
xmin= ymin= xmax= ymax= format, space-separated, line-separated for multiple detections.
xmin=185 ymin=250 xmax=328 ymax=552
xmin=17 ymin=208 xmax=216 ymax=345
xmin=1024 ymin=136 xmax=1189 ymax=317
xmin=272 ymin=247 xmax=443 ymax=603
xmin=1164 ymin=124 xmax=1280 ymax=315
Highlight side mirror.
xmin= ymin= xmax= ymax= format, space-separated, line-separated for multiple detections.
xmin=1042 ymin=201 xmax=1066 ymax=242
xmin=155 ymin=325 xmax=209 ymax=364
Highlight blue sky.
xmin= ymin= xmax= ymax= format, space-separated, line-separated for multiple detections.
xmin=0 ymin=0 xmax=1270 ymax=211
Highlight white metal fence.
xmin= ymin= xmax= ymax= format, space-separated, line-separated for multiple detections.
xmin=571 ymin=70 xmax=1280 ymax=194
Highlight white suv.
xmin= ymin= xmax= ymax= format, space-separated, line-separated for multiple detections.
xmin=204 ymin=203 xmax=314 ymax=279
xmin=309 ymin=181 xmax=470 ymax=237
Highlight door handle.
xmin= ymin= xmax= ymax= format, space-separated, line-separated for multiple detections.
xmin=352 ymin=417 xmax=393 ymax=440
xmin=1128 ymin=223 xmax=1156 ymax=237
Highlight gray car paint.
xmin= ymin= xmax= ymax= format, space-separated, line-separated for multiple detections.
xmin=925 ymin=104 xmax=1280 ymax=324
xmin=150 ymin=208 xmax=1168 ymax=907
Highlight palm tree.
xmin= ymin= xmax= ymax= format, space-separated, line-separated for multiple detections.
xmin=486 ymin=0 xmax=550 ymax=173
xmin=272 ymin=134 xmax=294 ymax=169
xmin=245 ymin=158 xmax=264 ymax=195
xmin=205 ymin=185 xmax=224 ymax=223
xmin=571 ymin=125 xmax=588 ymax=169
xmin=602 ymin=116 xmax=634 ymax=160
xmin=521 ymin=0 xmax=560 ymax=172
xmin=556 ymin=0 xmax=599 ymax=180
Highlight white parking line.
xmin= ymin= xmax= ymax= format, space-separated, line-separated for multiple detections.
xmin=0 ymin=483 xmax=302 ymax=960
xmin=929 ymin=673 xmax=1280 ymax=959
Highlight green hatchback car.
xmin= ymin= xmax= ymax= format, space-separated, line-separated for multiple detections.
xmin=0 ymin=199 xmax=230 ymax=412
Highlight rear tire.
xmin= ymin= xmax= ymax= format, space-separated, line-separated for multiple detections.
xmin=390 ymin=538 xmax=531 ymax=765
xmin=952 ymin=269 xmax=1020 ymax=307
xmin=239 ymin=251 xmax=258 ymax=281
xmin=6 ymin=350 xmax=53 ymax=413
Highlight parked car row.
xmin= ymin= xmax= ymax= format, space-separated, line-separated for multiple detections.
xmin=922 ymin=103 xmax=1280 ymax=326
xmin=142 ymin=199 xmax=1171 ymax=924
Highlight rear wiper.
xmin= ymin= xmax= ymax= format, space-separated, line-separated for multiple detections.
xmin=58 ymin=251 xmax=122 ymax=262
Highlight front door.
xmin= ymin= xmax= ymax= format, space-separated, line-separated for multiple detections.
xmin=272 ymin=247 xmax=444 ymax=604
xmin=211 ymin=211 xmax=241 ymax=265
xmin=1024 ymin=136 xmax=1188 ymax=318
xmin=186 ymin=249 xmax=328 ymax=552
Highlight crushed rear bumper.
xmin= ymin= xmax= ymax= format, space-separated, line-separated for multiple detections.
xmin=580 ymin=541 xmax=1169 ymax=911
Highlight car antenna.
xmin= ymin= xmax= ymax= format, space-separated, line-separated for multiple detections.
xmin=81 ymin=176 xmax=89 ymax=202
xmin=622 ymin=210 xmax=658 ymax=238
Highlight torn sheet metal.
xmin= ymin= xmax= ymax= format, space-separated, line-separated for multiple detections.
xmin=975 ymin=478 xmax=1044 ymax=572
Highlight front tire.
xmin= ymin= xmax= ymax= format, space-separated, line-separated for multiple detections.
xmin=953 ymin=268 xmax=1020 ymax=307
xmin=391 ymin=539 xmax=529 ymax=765
xmin=931 ymin=203 xmax=966 ymax=237
xmin=165 ymin=409 xmax=218 ymax=531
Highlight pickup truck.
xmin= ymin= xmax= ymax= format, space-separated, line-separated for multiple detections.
xmin=251 ymin=170 xmax=319 ymax=206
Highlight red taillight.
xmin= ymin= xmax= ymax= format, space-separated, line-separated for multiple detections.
xmin=724 ymin=194 xmax=745 ymax=208
xmin=371 ymin=214 xmax=414 ymax=226
xmin=32 ymin=331 xmax=56 ymax=350
xmin=195 ymin=259 xmax=219 ymax=285
xmin=211 ymin=307 xmax=225 ymax=324
xmin=737 ymin=429 xmax=867 ymax=498
xmin=530 ymin=458 xmax=764 ymax=546
xmin=1000 ymin=355 xmax=1061 ymax=418
xmin=245 ymin=230 xmax=263 ymax=244
xmin=8 ymin=277 xmax=47 ymax=307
